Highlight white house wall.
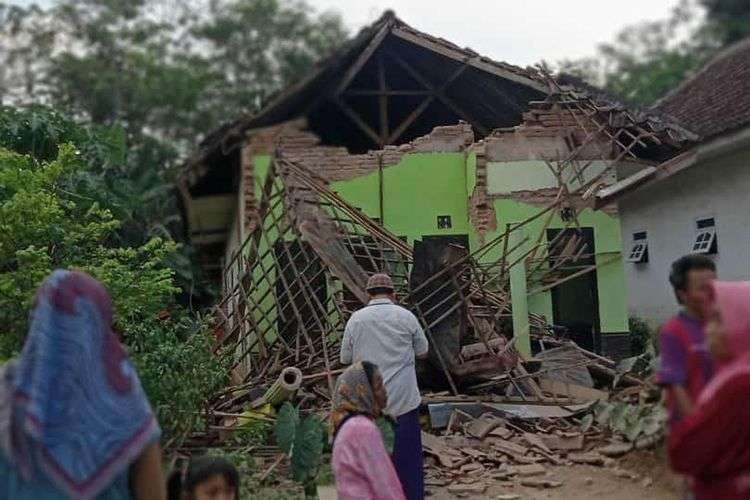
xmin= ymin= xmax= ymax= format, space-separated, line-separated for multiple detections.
xmin=619 ymin=148 xmax=750 ymax=325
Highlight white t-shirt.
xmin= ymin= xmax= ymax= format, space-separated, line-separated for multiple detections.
xmin=340 ymin=298 xmax=429 ymax=417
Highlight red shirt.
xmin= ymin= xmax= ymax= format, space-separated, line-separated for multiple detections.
xmin=668 ymin=360 xmax=750 ymax=499
xmin=657 ymin=313 xmax=715 ymax=426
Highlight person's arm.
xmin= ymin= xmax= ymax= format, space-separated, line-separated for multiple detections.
xmin=340 ymin=320 xmax=354 ymax=365
xmin=670 ymin=385 xmax=693 ymax=417
xmin=130 ymin=442 xmax=166 ymax=500
xmin=657 ymin=327 xmax=690 ymax=418
xmin=669 ymin=374 xmax=750 ymax=477
xmin=410 ymin=314 xmax=429 ymax=360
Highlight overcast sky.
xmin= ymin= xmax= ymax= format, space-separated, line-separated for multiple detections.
xmin=310 ymin=0 xmax=685 ymax=66
xmin=12 ymin=0 xmax=684 ymax=66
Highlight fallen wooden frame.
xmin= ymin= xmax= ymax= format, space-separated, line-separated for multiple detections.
xmin=206 ymin=72 xmax=676 ymax=426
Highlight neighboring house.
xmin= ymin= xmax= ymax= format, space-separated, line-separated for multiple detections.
xmin=181 ymin=11 xmax=693 ymax=359
xmin=597 ymin=38 xmax=750 ymax=325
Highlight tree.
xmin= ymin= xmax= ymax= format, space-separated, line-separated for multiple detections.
xmin=554 ymin=0 xmax=741 ymax=106
xmin=702 ymin=0 xmax=750 ymax=45
xmin=0 ymin=106 xmax=226 ymax=442
xmin=0 ymin=0 xmax=347 ymax=303
xmin=193 ymin=0 xmax=347 ymax=122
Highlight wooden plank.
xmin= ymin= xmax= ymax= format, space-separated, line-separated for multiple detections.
xmin=390 ymin=26 xmax=548 ymax=93
xmin=387 ymin=96 xmax=435 ymax=144
xmin=385 ymin=51 xmax=484 ymax=140
xmin=594 ymin=166 xmax=656 ymax=206
xmin=378 ymin=51 xmax=389 ymax=145
xmin=335 ymin=98 xmax=382 ymax=146
xmin=538 ymin=377 xmax=609 ymax=402
xmin=335 ymin=23 xmax=391 ymax=96
xmin=343 ymin=89 xmax=432 ymax=96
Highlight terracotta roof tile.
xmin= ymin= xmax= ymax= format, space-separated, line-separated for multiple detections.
xmin=654 ymin=37 xmax=750 ymax=139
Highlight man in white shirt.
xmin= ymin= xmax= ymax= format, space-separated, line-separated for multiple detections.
xmin=340 ymin=273 xmax=429 ymax=500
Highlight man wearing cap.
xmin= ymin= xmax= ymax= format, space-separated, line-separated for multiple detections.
xmin=340 ymin=273 xmax=429 ymax=500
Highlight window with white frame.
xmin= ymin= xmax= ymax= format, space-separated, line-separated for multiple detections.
xmin=692 ymin=217 xmax=717 ymax=254
xmin=627 ymin=231 xmax=649 ymax=263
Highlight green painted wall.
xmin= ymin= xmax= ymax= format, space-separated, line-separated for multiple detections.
xmin=238 ymin=151 xmax=629 ymax=344
xmin=486 ymin=160 xmax=611 ymax=195
xmin=332 ymin=153 xmax=471 ymax=244
xmin=331 ymin=153 xmax=629 ymax=335
xmin=481 ymin=197 xmax=628 ymax=333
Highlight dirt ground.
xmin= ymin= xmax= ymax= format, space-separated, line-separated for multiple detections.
xmin=429 ymin=449 xmax=681 ymax=500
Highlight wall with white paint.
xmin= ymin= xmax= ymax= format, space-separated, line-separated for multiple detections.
xmin=619 ymin=149 xmax=750 ymax=325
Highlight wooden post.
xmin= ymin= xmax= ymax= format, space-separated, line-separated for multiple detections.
xmin=509 ymin=231 xmax=531 ymax=358
xmin=377 ymin=52 xmax=389 ymax=146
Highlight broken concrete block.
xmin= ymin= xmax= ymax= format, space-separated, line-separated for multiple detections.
xmin=520 ymin=478 xmax=563 ymax=488
xmin=510 ymin=464 xmax=546 ymax=477
xmin=447 ymin=482 xmax=488 ymax=495
xmin=569 ymin=452 xmax=606 ymax=466
xmin=466 ymin=416 xmax=506 ymax=440
xmin=488 ymin=426 xmax=513 ymax=439
xmin=523 ymin=432 xmax=553 ymax=453
xmin=598 ymin=442 xmax=634 ymax=457
xmin=611 ymin=467 xmax=638 ymax=479
xmin=540 ymin=433 xmax=585 ymax=451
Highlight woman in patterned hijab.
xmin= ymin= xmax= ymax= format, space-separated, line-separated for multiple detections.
xmin=331 ymin=362 xmax=404 ymax=500
xmin=0 ymin=270 xmax=165 ymax=500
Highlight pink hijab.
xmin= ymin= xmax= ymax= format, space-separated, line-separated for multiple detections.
xmin=699 ymin=280 xmax=750 ymax=402
xmin=713 ymin=281 xmax=750 ymax=362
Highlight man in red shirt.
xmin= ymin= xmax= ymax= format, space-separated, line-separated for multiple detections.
xmin=658 ymin=255 xmax=716 ymax=427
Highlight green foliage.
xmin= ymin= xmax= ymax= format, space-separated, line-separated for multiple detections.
xmin=1 ymin=0 xmax=347 ymax=151
xmin=275 ymin=403 xmax=302 ymax=455
xmin=629 ymin=316 xmax=655 ymax=356
xmin=702 ymin=0 xmax=750 ymax=45
xmin=376 ymin=417 xmax=395 ymax=454
xmin=127 ymin=314 xmax=228 ymax=442
xmin=274 ymin=403 xmax=326 ymax=491
xmin=593 ymin=400 xmax=667 ymax=443
xmin=0 ymin=126 xmax=225 ymax=443
xmin=554 ymin=0 xmax=743 ymax=106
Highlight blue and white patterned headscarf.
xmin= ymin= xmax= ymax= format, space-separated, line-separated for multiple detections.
xmin=4 ymin=270 xmax=159 ymax=499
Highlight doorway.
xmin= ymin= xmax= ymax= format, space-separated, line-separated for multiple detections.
xmin=546 ymin=227 xmax=601 ymax=353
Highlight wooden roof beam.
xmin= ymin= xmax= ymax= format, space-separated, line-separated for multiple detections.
xmin=390 ymin=26 xmax=549 ymax=94
xmin=334 ymin=22 xmax=392 ymax=97
xmin=387 ymin=50 xmax=489 ymax=138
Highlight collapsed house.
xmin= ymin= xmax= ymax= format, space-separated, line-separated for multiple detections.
xmin=178 ymin=12 xmax=695 ymax=416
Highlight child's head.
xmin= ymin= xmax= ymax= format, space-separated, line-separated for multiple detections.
xmin=168 ymin=456 xmax=239 ymax=500
xmin=669 ymin=255 xmax=716 ymax=318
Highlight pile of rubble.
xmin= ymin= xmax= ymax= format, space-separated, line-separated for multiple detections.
xmin=419 ymin=378 xmax=660 ymax=496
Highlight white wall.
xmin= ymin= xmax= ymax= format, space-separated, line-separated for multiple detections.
xmin=486 ymin=160 xmax=613 ymax=195
xmin=619 ymin=149 xmax=750 ymax=324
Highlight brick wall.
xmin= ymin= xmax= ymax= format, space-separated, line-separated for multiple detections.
xmin=240 ymin=120 xmax=475 ymax=232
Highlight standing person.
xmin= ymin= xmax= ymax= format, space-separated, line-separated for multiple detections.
xmin=657 ymin=255 xmax=717 ymax=427
xmin=0 ymin=270 xmax=165 ymax=500
xmin=167 ymin=456 xmax=239 ymax=500
xmin=340 ymin=273 xmax=428 ymax=500
xmin=331 ymin=361 xmax=405 ymax=500
xmin=668 ymin=280 xmax=750 ymax=499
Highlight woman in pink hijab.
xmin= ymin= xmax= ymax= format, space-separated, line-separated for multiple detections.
xmin=668 ymin=280 xmax=750 ymax=499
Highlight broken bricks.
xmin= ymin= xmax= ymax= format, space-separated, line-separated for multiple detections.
xmin=510 ymin=464 xmax=546 ymax=477
xmin=447 ymin=482 xmax=488 ymax=495
xmin=465 ymin=415 xmax=507 ymax=440
xmin=520 ymin=478 xmax=563 ymax=489
xmin=569 ymin=451 xmax=606 ymax=466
